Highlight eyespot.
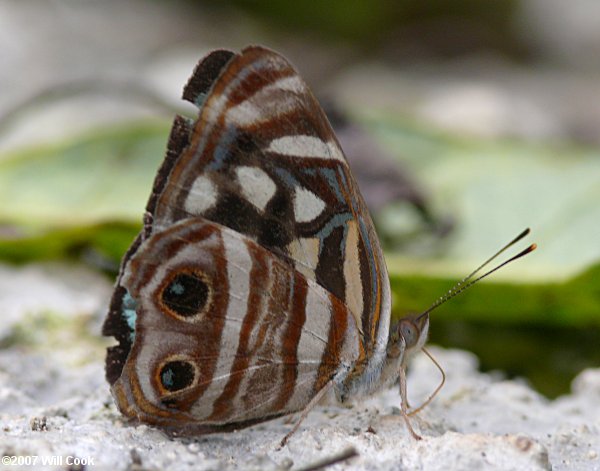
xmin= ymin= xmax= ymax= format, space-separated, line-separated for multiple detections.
xmin=159 ymin=361 xmax=196 ymax=393
xmin=161 ymin=271 xmax=210 ymax=319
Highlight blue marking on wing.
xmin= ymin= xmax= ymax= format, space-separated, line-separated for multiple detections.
xmin=298 ymin=167 xmax=346 ymax=204
xmin=162 ymin=368 xmax=174 ymax=388
xmin=316 ymin=212 xmax=353 ymax=256
xmin=121 ymin=291 xmax=138 ymax=342
xmin=339 ymin=223 xmax=350 ymax=255
xmin=207 ymin=125 xmax=238 ymax=171
xmin=169 ymin=281 xmax=185 ymax=295
xmin=194 ymin=92 xmax=208 ymax=108
xmin=320 ymin=168 xmax=345 ymax=203
xmin=273 ymin=167 xmax=300 ymax=188
xmin=337 ymin=167 xmax=349 ymax=192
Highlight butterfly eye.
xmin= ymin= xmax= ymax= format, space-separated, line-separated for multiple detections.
xmin=159 ymin=361 xmax=196 ymax=393
xmin=162 ymin=272 xmax=210 ymax=319
xmin=399 ymin=320 xmax=419 ymax=348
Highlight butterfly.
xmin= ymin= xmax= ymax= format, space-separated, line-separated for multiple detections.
xmin=102 ymin=45 xmax=433 ymax=443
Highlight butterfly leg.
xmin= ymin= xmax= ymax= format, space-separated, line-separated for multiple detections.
xmin=278 ymin=378 xmax=336 ymax=449
xmin=399 ymin=365 xmax=422 ymax=440
xmin=408 ymin=347 xmax=446 ymax=417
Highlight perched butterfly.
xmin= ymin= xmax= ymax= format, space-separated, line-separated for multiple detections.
xmin=102 ymin=45 xmax=535 ymax=443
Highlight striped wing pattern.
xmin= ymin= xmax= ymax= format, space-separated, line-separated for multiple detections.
xmin=109 ymin=218 xmax=360 ymax=427
xmin=103 ymin=46 xmax=391 ymax=429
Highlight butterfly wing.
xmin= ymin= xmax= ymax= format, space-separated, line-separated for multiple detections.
xmin=109 ymin=218 xmax=361 ymax=428
xmin=153 ymin=46 xmax=391 ymax=354
xmin=103 ymin=46 xmax=391 ymax=428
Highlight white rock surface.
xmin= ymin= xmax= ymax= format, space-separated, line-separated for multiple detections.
xmin=0 ymin=263 xmax=598 ymax=470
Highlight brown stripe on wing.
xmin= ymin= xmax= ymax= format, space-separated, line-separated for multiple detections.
xmin=360 ymin=215 xmax=387 ymax=348
xmin=237 ymin=268 xmax=306 ymax=417
xmin=357 ymin=221 xmax=375 ymax=342
xmin=313 ymin=292 xmax=350 ymax=394
xmin=225 ymin=65 xmax=295 ymax=109
xmin=188 ymin=227 xmax=235 ymax=406
xmin=270 ymin=264 xmax=305 ymax=412
xmin=207 ymin=240 xmax=271 ymax=421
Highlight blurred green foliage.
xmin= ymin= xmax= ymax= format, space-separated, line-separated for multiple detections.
xmin=222 ymin=0 xmax=518 ymax=50
xmin=0 ymin=118 xmax=597 ymax=397
xmin=0 ymin=123 xmax=168 ymax=228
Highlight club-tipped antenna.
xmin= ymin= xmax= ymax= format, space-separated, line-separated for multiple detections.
xmin=417 ymin=228 xmax=536 ymax=321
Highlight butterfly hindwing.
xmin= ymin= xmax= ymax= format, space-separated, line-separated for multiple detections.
xmin=109 ymin=218 xmax=360 ymax=428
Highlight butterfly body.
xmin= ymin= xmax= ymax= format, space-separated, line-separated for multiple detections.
xmin=103 ymin=46 xmax=427 ymax=435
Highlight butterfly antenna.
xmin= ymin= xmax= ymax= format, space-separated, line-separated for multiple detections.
xmin=417 ymin=228 xmax=537 ymax=321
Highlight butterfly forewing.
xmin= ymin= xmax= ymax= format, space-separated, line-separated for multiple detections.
xmin=152 ymin=46 xmax=390 ymax=352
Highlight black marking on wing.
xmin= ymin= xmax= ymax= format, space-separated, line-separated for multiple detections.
xmin=315 ymin=224 xmax=346 ymax=304
xmin=182 ymin=49 xmax=235 ymax=105
xmin=144 ymin=115 xmax=192 ymax=234
xmin=103 ymin=228 xmax=141 ymax=385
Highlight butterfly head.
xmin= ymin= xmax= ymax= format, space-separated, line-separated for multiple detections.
xmin=387 ymin=313 xmax=430 ymax=362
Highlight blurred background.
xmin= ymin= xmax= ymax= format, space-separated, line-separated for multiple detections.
xmin=0 ymin=0 xmax=598 ymax=398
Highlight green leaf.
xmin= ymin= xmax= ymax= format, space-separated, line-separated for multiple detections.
xmin=366 ymin=114 xmax=600 ymax=282
xmin=0 ymin=222 xmax=139 ymax=266
xmin=0 ymin=122 xmax=170 ymax=229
